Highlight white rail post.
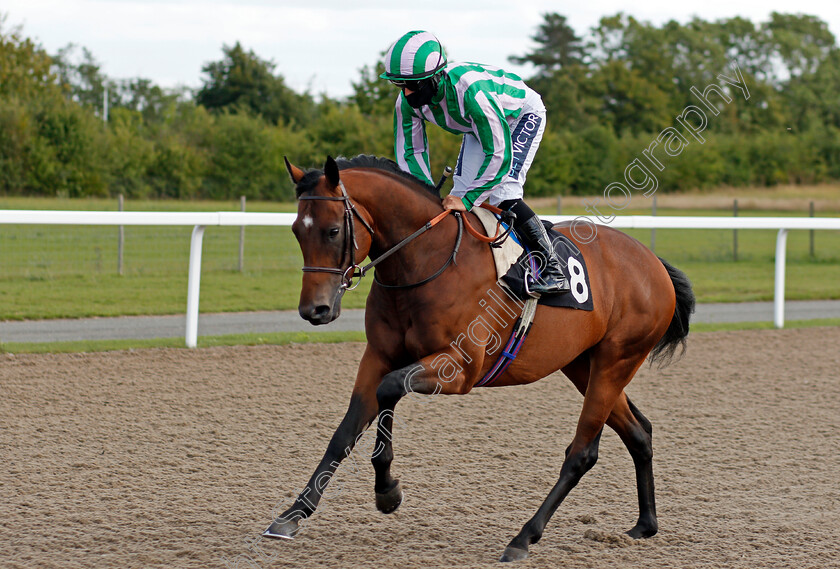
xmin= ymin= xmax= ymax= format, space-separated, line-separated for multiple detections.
xmin=774 ymin=229 xmax=789 ymax=329
xmin=186 ymin=225 xmax=207 ymax=347
xmin=238 ymin=196 xmax=246 ymax=272
xmin=118 ymin=194 xmax=125 ymax=276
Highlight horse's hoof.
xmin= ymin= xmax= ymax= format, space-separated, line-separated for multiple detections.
xmin=626 ymin=519 xmax=658 ymax=539
xmin=499 ymin=545 xmax=529 ymax=562
xmin=263 ymin=517 xmax=299 ymax=540
xmin=375 ymin=480 xmax=403 ymax=514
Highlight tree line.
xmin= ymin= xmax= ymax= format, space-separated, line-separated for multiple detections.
xmin=1 ymin=11 xmax=838 ymax=201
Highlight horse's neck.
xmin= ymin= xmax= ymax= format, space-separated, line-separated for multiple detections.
xmin=349 ymin=174 xmax=443 ymax=255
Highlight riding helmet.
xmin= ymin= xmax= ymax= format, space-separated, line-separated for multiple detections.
xmin=380 ymin=30 xmax=447 ymax=81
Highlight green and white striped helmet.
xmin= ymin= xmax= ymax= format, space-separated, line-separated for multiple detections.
xmin=380 ymin=31 xmax=447 ymax=80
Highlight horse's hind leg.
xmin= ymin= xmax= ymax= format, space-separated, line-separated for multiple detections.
xmin=609 ymin=396 xmax=658 ymax=538
xmin=501 ymin=351 xmax=648 ymax=562
xmin=562 ymin=354 xmax=658 ymax=538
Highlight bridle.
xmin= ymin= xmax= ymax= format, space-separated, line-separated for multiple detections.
xmin=299 ymin=180 xmax=374 ymax=291
xmin=298 ymin=181 xmax=513 ymax=293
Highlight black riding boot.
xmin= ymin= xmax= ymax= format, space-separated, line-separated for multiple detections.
xmin=499 ymin=198 xmax=570 ymax=296
xmin=517 ymin=215 xmax=570 ymax=295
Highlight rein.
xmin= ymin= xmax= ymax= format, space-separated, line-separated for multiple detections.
xmin=299 ymin=183 xmax=513 ymax=292
xmin=372 ymin=212 xmax=463 ymax=289
xmin=464 ymin=203 xmax=516 ymax=247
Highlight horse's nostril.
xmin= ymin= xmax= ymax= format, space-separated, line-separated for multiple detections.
xmin=300 ymin=304 xmax=332 ymax=323
xmin=312 ymin=305 xmax=331 ymax=319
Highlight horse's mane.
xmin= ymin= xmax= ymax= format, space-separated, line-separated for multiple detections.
xmin=295 ymin=155 xmax=440 ymax=200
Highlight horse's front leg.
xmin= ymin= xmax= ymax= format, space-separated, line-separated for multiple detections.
xmin=370 ymin=350 xmax=479 ymax=515
xmin=264 ymin=347 xmax=388 ymax=539
xmin=371 ymin=395 xmax=403 ymax=514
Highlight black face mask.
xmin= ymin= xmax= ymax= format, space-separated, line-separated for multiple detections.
xmin=404 ymin=74 xmax=441 ymax=109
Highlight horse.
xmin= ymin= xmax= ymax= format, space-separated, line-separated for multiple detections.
xmin=265 ymin=155 xmax=695 ymax=562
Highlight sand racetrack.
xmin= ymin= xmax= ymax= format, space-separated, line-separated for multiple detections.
xmin=3 ymin=327 xmax=839 ymax=569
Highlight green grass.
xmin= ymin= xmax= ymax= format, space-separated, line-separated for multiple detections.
xmin=0 ymin=195 xmax=299 ymax=213
xmin=1 ymin=198 xmax=838 ymax=320
xmin=539 ymin=204 xmax=840 ymax=303
xmin=0 ymin=330 xmax=367 ymax=354
xmin=691 ymin=318 xmax=840 ymax=332
xmin=0 ymin=197 xmax=374 ymax=319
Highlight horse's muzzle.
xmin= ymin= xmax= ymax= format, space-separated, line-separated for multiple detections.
xmin=299 ymin=304 xmax=335 ymax=325
xmin=299 ymin=279 xmax=346 ymax=325
xmin=299 ymin=291 xmax=345 ymax=325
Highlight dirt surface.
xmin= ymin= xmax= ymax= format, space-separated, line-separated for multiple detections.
xmin=3 ymin=328 xmax=840 ymax=569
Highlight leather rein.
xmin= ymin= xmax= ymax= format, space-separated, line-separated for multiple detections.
xmin=299 ymin=181 xmax=514 ymax=291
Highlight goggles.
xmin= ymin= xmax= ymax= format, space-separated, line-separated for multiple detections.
xmin=388 ymin=78 xmax=426 ymax=90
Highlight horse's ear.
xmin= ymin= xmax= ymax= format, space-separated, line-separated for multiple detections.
xmin=284 ymin=156 xmax=305 ymax=184
xmin=324 ymin=156 xmax=340 ymax=188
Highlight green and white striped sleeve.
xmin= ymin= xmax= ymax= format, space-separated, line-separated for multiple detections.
xmin=459 ymin=90 xmax=512 ymax=210
xmin=394 ymin=96 xmax=434 ymax=186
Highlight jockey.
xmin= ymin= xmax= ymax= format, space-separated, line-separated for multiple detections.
xmin=380 ymin=30 xmax=569 ymax=295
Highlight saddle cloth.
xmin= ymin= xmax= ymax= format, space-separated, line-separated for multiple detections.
xmin=471 ymin=207 xmax=523 ymax=278
xmin=471 ymin=207 xmax=594 ymax=311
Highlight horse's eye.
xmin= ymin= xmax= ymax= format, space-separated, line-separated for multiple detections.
xmin=328 ymin=227 xmax=340 ymax=238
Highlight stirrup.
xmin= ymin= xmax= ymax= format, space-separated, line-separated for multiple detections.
xmin=523 ymin=273 xmax=541 ymax=298
xmin=530 ymin=280 xmax=569 ymax=295
xmin=527 ymin=269 xmax=569 ymax=296
xmin=525 ymin=268 xmax=569 ymax=297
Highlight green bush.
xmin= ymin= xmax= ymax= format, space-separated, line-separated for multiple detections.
xmin=202 ymin=112 xmax=279 ymax=200
xmin=105 ymin=108 xmax=156 ymax=198
xmin=0 ymin=97 xmax=34 ymax=193
xmin=527 ymin=128 xmax=577 ymax=196
xmin=567 ymin=124 xmax=622 ymax=194
xmin=657 ymin=135 xmax=725 ymax=191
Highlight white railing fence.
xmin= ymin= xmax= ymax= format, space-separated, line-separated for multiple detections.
xmin=544 ymin=215 xmax=840 ymax=333
xmin=1 ymin=210 xmax=838 ymax=346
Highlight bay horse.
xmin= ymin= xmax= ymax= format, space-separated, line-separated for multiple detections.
xmin=266 ymin=155 xmax=695 ymax=562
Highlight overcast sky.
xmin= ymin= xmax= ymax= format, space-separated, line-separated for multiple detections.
xmin=4 ymin=1 xmax=839 ymax=99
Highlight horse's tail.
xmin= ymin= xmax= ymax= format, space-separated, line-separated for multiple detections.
xmin=649 ymin=258 xmax=696 ymax=367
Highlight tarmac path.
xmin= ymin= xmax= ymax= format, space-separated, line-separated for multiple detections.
xmin=1 ymin=300 xmax=839 ymax=344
